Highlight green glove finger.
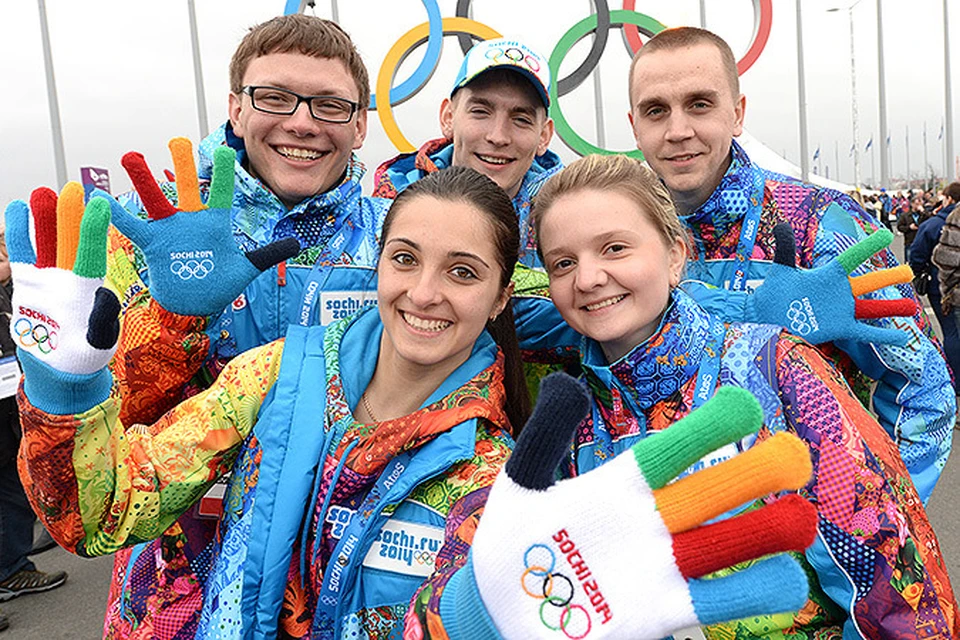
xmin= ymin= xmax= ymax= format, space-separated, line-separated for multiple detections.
xmin=632 ymin=386 xmax=763 ymax=490
xmin=837 ymin=228 xmax=893 ymax=275
xmin=73 ymin=197 xmax=111 ymax=279
xmin=206 ymin=146 xmax=236 ymax=210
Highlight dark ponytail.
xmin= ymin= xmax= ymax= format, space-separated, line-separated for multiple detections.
xmin=382 ymin=166 xmax=531 ymax=434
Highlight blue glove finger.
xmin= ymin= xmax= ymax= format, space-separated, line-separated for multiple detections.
xmin=689 ymin=554 xmax=809 ymax=626
xmin=4 ymin=200 xmax=36 ymax=265
xmin=505 ymin=373 xmax=590 ymax=490
xmin=94 ymin=188 xmax=150 ymax=249
xmin=850 ymin=323 xmax=910 ymax=347
xmin=87 ymin=287 xmax=121 ymax=350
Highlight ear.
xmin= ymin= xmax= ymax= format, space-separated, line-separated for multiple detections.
xmin=668 ymin=238 xmax=687 ymax=288
xmin=537 ymin=118 xmax=555 ymax=156
xmin=732 ymin=93 xmax=746 ymax=138
xmin=439 ymin=97 xmax=455 ymax=139
xmin=491 ymin=281 xmax=515 ymax=321
xmin=353 ymin=108 xmax=368 ymax=150
xmin=228 ymin=92 xmax=245 ymax=137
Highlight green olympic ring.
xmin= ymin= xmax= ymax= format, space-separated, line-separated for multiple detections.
xmin=548 ymin=10 xmax=667 ymax=159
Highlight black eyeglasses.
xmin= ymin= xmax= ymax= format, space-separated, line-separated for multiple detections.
xmin=240 ymin=86 xmax=359 ymax=124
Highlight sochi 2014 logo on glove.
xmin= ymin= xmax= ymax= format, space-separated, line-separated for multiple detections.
xmin=786 ymin=297 xmax=821 ymax=337
xmin=520 ymin=530 xmax=612 ymax=639
xmin=169 ymin=250 xmax=215 ymax=280
xmin=15 ymin=306 xmax=59 ymax=354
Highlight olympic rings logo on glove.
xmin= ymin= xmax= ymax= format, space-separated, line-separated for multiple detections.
xmin=521 ymin=543 xmax=593 ymax=640
xmin=15 ymin=317 xmax=59 ymax=354
xmin=170 ymin=259 xmax=215 ymax=280
xmin=786 ymin=298 xmax=821 ymax=336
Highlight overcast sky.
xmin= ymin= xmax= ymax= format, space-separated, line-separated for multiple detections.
xmin=0 ymin=0 xmax=955 ymax=206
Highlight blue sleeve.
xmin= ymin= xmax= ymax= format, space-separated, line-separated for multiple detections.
xmin=813 ymin=198 xmax=954 ymax=503
xmin=909 ymin=219 xmax=938 ymax=272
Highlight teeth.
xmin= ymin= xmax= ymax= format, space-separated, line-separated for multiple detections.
xmin=585 ymin=295 xmax=625 ymax=311
xmin=402 ymin=312 xmax=452 ymax=332
xmin=277 ymin=146 xmax=324 ymax=160
xmin=478 ymin=154 xmax=511 ymax=165
xmin=672 ymin=154 xmax=696 ymax=161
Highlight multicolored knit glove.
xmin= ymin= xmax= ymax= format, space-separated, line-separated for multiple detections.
xmin=103 ymin=137 xmax=300 ymax=316
xmin=6 ymin=182 xmax=119 ymax=375
xmin=744 ymin=224 xmax=916 ymax=346
xmin=442 ymin=376 xmax=817 ymax=640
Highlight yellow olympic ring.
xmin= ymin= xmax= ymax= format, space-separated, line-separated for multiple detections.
xmin=377 ymin=17 xmax=501 ymax=152
xmin=521 ymin=565 xmax=553 ymax=599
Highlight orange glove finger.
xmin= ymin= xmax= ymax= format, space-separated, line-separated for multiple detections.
xmin=849 ymin=265 xmax=913 ymax=297
xmin=169 ymin=137 xmax=203 ymax=212
xmin=55 ymin=182 xmax=84 ymax=270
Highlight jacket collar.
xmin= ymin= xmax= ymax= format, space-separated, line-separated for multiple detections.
xmin=580 ymin=289 xmax=712 ymax=413
xmin=680 ymin=139 xmax=760 ymax=237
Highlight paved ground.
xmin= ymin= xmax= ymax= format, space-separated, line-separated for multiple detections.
xmin=4 ymin=233 xmax=960 ymax=638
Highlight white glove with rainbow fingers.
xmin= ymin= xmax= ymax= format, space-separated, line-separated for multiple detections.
xmin=441 ymin=375 xmax=818 ymax=640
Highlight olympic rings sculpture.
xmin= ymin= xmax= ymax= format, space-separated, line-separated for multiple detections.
xmin=285 ymin=1 xmax=772 ymax=156
xmin=170 ymin=259 xmax=215 ymax=280
xmin=522 ymin=543 xmax=592 ymax=640
xmin=15 ymin=317 xmax=58 ymax=354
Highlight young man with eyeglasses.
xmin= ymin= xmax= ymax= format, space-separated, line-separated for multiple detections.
xmin=81 ymin=14 xmax=390 ymax=639
xmin=373 ymin=38 xmax=560 ymax=267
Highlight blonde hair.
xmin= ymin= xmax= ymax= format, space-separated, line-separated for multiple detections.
xmin=532 ymin=154 xmax=689 ymax=260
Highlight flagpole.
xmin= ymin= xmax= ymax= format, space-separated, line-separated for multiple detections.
xmin=187 ymin=0 xmax=209 ymax=139
xmin=945 ymin=0 xmax=955 ymax=181
xmin=877 ymin=0 xmax=889 ymax=188
xmin=37 ymin=0 xmax=67 ymax=189
xmin=871 ymin=140 xmax=876 ymax=185
xmin=836 ymin=140 xmax=841 ymax=183
xmin=924 ymin=122 xmax=930 ymax=190
xmin=906 ymin=126 xmax=910 ymax=189
xmin=797 ymin=0 xmax=810 ymax=181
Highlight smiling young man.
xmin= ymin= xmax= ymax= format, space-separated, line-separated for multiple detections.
xmin=374 ymin=38 xmax=560 ymax=267
xmin=628 ymin=27 xmax=956 ymax=636
xmin=86 ymin=14 xmax=391 ymax=640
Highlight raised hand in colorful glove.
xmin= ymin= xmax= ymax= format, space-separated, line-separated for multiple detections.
xmin=446 ymin=375 xmax=818 ymax=640
xmin=6 ymin=183 xmax=120 ymax=411
xmin=744 ymin=223 xmax=916 ymax=346
xmin=103 ymin=137 xmax=300 ymax=317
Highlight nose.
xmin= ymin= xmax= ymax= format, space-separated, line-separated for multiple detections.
xmin=407 ymin=269 xmax=444 ymax=308
xmin=574 ymin=256 xmax=607 ymax=292
xmin=484 ymin=113 xmax=511 ymax=146
xmin=282 ymin=101 xmax=321 ymax=136
xmin=663 ymin=110 xmax=694 ymax=143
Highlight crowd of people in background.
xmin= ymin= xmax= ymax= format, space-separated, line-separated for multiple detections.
xmin=3 ymin=12 xmax=960 ymax=640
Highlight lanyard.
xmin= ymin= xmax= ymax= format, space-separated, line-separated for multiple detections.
xmin=691 ymin=316 xmax=726 ymax=409
xmin=725 ymin=171 xmax=766 ymax=292
xmin=297 ymin=216 xmax=366 ymax=327
xmin=313 ymin=448 xmax=417 ymax=635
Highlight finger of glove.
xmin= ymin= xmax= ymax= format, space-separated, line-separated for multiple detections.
xmin=55 ymin=182 xmax=84 ymax=270
xmin=98 ymin=188 xmax=150 ymax=249
xmin=73 ymin=198 xmax=111 ymax=279
xmin=206 ymin=146 xmax=236 ymax=210
xmin=87 ymin=287 xmax=121 ymax=350
xmin=4 ymin=201 xmax=36 ymax=265
xmin=246 ymin=238 xmax=301 ymax=272
xmin=854 ymin=298 xmax=917 ymax=319
xmin=121 ymin=151 xmax=177 ymax=221
xmin=836 ymin=228 xmax=893 ymax=275
xmin=30 ymin=187 xmax=58 ymax=268
xmin=772 ymin=223 xmax=797 ymax=268
xmin=504 ymin=372 xmax=590 ymax=491
xmin=632 ymin=387 xmax=763 ymax=491
xmin=689 ymin=554 xmax=809 ymax=626
xmin=653 ymin=433 xmax=813 ymax=533
xmin=849 ymin=265 xmax=913 ymax=297
xmin=845 ymin=322 xmax=910 ymax=347
xmin=672 ymin=494 xmax=817 ymax=579
xmin=168 ymin=138 xmax=204 ymax=212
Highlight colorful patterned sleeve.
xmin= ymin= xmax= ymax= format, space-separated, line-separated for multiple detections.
xmin=402 ymin=422 xmax=513 ymax=640
xmin=775 ymin=335 xmax=960 ymax=638
xmin=17 ymin=338 xmax=286 ymax=559
xmin=805 ymin=189 xmax=954 ymax=503
xmin=105 ymin=191 xmax=214 ymax=426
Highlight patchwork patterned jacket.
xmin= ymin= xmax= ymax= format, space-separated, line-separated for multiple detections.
xmin=98 ymin=122 xmax=390 ymax=638
xmin=17 ymin=307 xmax=513 ymax=639
xmin=681 ymin=141 xmax=954 ymax=503
xmin=572 ymin=290 xmax=958 ymax=639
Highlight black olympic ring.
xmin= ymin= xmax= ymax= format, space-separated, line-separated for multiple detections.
xmin=455 ymin=0 xmax=611 ymax=97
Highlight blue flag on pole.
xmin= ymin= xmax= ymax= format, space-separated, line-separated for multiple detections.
xmin=865 ymin=137 xmax=873 ymax=151
xmin=813 ymin=146 xmax=820 ymax=161
xmin=849 ymin=143 xmax=855 ymax=157
xmin=940 ymin=123 xmax=945 ymax=140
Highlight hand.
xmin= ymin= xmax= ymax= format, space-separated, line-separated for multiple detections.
xmin=5 ymin=183 xmax=120 ymax=374
xmin=467 ymin=375 xmax=817 ymax=640
xmin=745 ymin=223 xmax=916 ymax=346
xmin=103 ymin=137 xmax=300 ymax=317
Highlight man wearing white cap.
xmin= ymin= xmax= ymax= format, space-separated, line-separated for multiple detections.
xmin=374 ymin=38 xmax=559 ymax=267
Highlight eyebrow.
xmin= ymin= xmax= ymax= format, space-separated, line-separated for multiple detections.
xmin=385 ymin=237 xmax=491 ymax=269
xmin=541 ymin=229 xmax=634 ymax=260
xmin=465 ymin=95 xmax=538 ymax=118
xmin=635 ymin=89 xmax=721 ymax=112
